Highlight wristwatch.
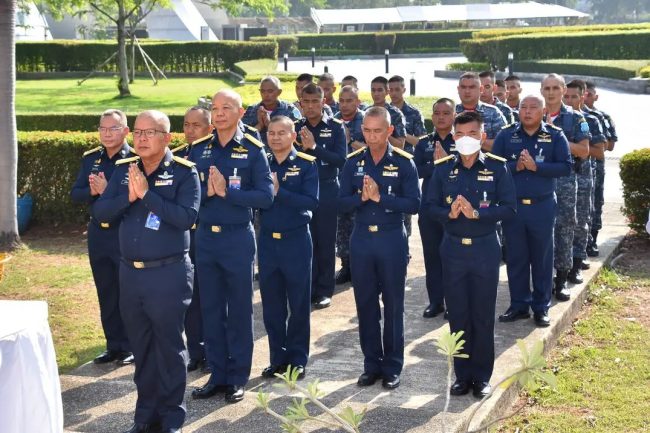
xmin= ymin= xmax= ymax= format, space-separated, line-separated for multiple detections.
xmin=472 ymin=209 xmax=480 ymax=219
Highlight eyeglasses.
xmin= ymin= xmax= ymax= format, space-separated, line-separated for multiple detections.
xmin=132 ymin=129 xmax=167 ymax=138
xmin=98 ymin=126 xmax=124 ymax=134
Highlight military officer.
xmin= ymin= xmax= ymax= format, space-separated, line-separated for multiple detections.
xmin=241 ymin=76 xmax=301 ymax=144
xmin=370 ymin=76 xmax=407 ymax=149
xmin=70 ymin=109 xmax=134 ymax=366
xmin=493 ymin=95 xmax=571 ymax=327
xmin=479 ymin=71 xmax=516 ymax=124
xmin=455 ymin=72 xmax=507 ymax=150
xmin=339 ymin=106 xmax=420 ymax=390
xmin=94 ymin=110 xmax=200 ymax=433
xmin=540 ymin=74 xmax=590 ymax=300
xmin=414 ymin=97 xmax=456 ymax=318
xmin=388 ymin=75 xmax=427 ymax=154
xmin=171 ymin=106 xmax=214 ymax=372
xmin=191 ymin=90 xmax=274 ymax=403
xmin=426 ymin=111 xmax=516 ymax=399
xmin=295 ymin=83 xmax=347 ymax=310
xmin=334 ymin=85 xmax=366 ymax=285
xmin=258 ymin=116 xmax=319 ymax=380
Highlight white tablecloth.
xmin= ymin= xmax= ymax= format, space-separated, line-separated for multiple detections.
xmin=0 ymin=300 xmax=63 ymax=433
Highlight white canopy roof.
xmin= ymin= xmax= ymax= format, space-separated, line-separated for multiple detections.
xmin=311 ymin=2 xmax=589 ymax=27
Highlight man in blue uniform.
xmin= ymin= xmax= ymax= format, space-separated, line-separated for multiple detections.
xmin=492 ymin=95 xmax=571 ymax=327
xmin=339 ymin=107 xmax=420 ymax=390
xmin=370 ymin=76 xmax=407 ymax=149
xmin=426 ymin=111 xmax=516 ymax=399
xmin=341 ymin=75 xmax=370 ymax=111
xmin=334 ymin=85 xmax=366 ymax=285
xmin=171 ymin=106 xmax=214 ymax=372
xmin=584 ymin=81 xmax=618 ymax=257
xmin=540 ymin=74 xmax=590 ymax=300
xmin=505 ymin=75 xmax=522 ymax=113
xmin=414 ymin=98 xmax=456 ymax=318
xmin=494 ymin=79 xmax=507 ymax=103
xmin=258 ymin=116 xmax=319 ymax=380
xmin=319 ymin=73 xmax=340 ymax=115
xmin=241 ymin=76 xmax=301 ymax=144
xmin=94 ymin=110 xmax=200 ymax=433
xmin=456 ymin=72 xmax=507 ymax=151
xmin=71 ymin=109 xmax=134 ymax=366
xmin=191 ymin=90 xmax=274 ymax=403
xmin=479 ymin=71 xmax=516 ymax=125
xmin=388 ymin=75 xmax=427 ymax=154
xmin=295 ymin=83 xmax=347 ymax=310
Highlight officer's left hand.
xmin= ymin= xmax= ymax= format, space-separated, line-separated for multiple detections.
xmin=434 ymin=141 xmax=448 ymax=161
xmin=457 ymin=195 xmax=478 ymax=219
xmin=209 ymin=166 xmax=227 ymax=198
xmin=271 ymin=172 xmax=279 ymax=196
xmin=520 ymin=149 xmax=537 ymax=172
xmin=364 ymin=175 xmax=381 ymax=203
xmin=128 ymin=163 xmax=148 ymax=199
xmin=89 ymin=172 xmax=108 ymax=196
xmin=299 ymin=127 xmax=316 ymax=150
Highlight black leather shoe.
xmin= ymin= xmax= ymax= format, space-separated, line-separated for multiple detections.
xmin=187 ymin=358 xmax=205 ymax=372
xmin=443 ymin=310 xmax=449 ymax=320
xmin=533 ymin=311 xmax=551 ymax=327
xmin=161 ymin=429 xmax=182 ymax=433
xmin=225 ymin=385 xmax=245 ymax=403
xmin=116 ymin=351 xmax=135 ymax=365
xmin=450 ymin=379 xmax=471 ymax=396
xmin=554 ymin=270 xmax=570 ymax=302
xmin=472 ymin=381 xmax=492 ymax=399
xmin=261 ymin=364 xmax=288 ymax=378
xmin=498 ymin=307 xmax=530 ymax=323
xmin=382 ymin=375 xmax=400 ymax=389
xmin=335 ymin=265 xmax=351 ymax=285
xmin=580 ymin=259 xmax=591 ymax=270
xmin=357 ymin=372 xmax=381 ymax=387
xmin=292 ymin=365 xmax=306 ymax=380
xmin=312 ymin=296 xmax=331 ymax=310
xmin=423 ymin=303 xmax=445 ymax=318
xmin=568 ymin=258 xmax=584 ymax=284
xmin=122 ymin=423 xmax=150 ymax=433
xmin=586 ymin=244 xmax=599 ymax=257
xmin=93 ymin=350 xmax=118 ymax=364
xmin=191 ymin=382 xmax=226 ymax=399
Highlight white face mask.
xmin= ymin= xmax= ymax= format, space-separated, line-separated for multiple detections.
xmin=454 ymin=135 xmax=482 ymax=155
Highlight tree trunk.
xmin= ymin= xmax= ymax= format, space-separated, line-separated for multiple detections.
xmin=116 ymin=0 xmax=131 ymax=97
xmin=130 ymin=33 xmax=135 ymax=84
xmin=0 ymin=0 xmax=20 ymax=251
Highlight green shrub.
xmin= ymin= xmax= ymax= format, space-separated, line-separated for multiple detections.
xmin=394 ymin=30 xmax=473 ymax=53
xmin=375 ymin=32 xmax=396 ymax=53
xmin=446 ymin=62 xmax=491 ymax=72
xmin=231 ymin=59 xmax=298 ymax=82
xmin=639 ymin=66 xmax=650 ymax=78
xmin=15 ymin=40 xmax=277 ymax=73
xmin=16 ymin=114 xmax=186 ymax=132
xmin=251 ymin=35 xmax=298 ymax=56
xmin=472 ymin=22 xmax=650 ymax=39
xmin=514 ymin=59 xmax=647 ymax=80
xmin=17 ymin=131 xmax=186 ymax=225
xmin=461 ymin=30 xmax=650 ymax=69
xmin=619 ymin=148 xmax=650 ymax=236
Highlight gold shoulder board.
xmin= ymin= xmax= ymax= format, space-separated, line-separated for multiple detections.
xmin=347 ymin=146 xmax=367 ymax=158
xmin=486 ymin=152 xmax=507 ymax=162
xmin=296 ymin=151 xmax=316 ymax=162
xmin=244 ymin=133 xmax=264 ymax=148
xmin=331 ymin=117 xmax=343 ymax=125
xmin=173 ymin=155 xmax=195 ymax=167
xmin=171 ymin=143 xmax=189 ymax=153
xmin=115 ymin=156 xmax=140 ymax=165
xmin=392 ymin=146 xmax=414 ymax=159
xmin=244 ymin=124 xmax=258 ymax=132
xmin=434 ymin=154 xmax=454 ymax=165
xmin=192 ymin=133 xmax=213 ymax=145
xmin=83 ymin=146 xmax=102 ymax=157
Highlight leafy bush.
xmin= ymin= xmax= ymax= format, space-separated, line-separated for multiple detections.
xmin=446 ymin=62 xmax=491 ymax=72
xmin=514 ymin=59 xmax=648 ymax=80
xmin=461 ymin=30 xmax=650 ymax=69
xmin=251 ymin=35 xmax=298 ymax=56
xmin=472 ymin=22 xmax=650 ymax=39
xmin=16 ymin=114 xmax=186 ymax=132
xmin=15 ymin=40 xmax=277 ymax=73
xmin=639 ymin=66 xmax=650 ymax=78
xmin=231 ymin=59 xmax=298 ymax=82
xmin=619 ymin=148 xmax=650 ymax=236
xmin=17 ymin=131 xmax=185 ymax=225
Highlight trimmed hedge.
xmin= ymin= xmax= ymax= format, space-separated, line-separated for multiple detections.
xmin=472 ymin=23 xmax=650 ymax=39
xmin=639 ymin=66 xmax=650 ymax=78
xmin=16 ymin=40 xmax=277 ymax=73
xmin=461 ymin=30 xmax=650 ymax=69
xmin=251 ymin=35 xmax=298 ymax=56
xmin=446 ymin=62 xmax=490 ymax=72
xmin=16 ymin=113 xmax=187 ymax=132
xmin=620 ymin=148 xmax=650 ymax=236
xmin=514 ymin=59 xmax=647 ymax=81
xmin=18 ymin=131 xmax=186 ymax=225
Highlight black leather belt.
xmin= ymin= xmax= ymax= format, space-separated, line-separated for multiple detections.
xmin=122 ymin=254 xmax=185 ymax=269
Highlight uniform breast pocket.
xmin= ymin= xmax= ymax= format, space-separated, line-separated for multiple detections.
xmin=477 ymin=183 xmax=497 ymax=208
xmin=281 ymin=170 xmax=302 ymax=191
xmin=152 ymin=177 xmax=179 ymax=200
xmin=226 ymin=160 xmax=252 ymax=190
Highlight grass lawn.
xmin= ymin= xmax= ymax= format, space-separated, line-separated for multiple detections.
xmin=497 ymin=235 xmax=650 ymax=433
xmin=0 ymin=226 xmax=103 ymax=373
xmin=16 ymin=77 xmax=438 ymax=118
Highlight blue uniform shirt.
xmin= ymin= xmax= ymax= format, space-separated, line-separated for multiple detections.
xmin=325 ymin=99 xmax=340 ymax=115
xmin=335 ymin=109 xmax=365 ymax=153
xmin=382 ymin=103 xmax=407 ymax=139
xmin=242 ymin=100 xmax=301 ymax=144
xmin=492 ymin=122 xmax=572 ymax=199
xmin=494 ymin=99 xmax=516 ymax=124
xmin=584 ymin=106 xmax=616 ymax=142
xmin=190 ymin=129 xmax=274 ymax=225
xmin=338 ymin=145 xmax=421 ymax=224
xmin=395 ymin=101 xmax=426 ymax=137
xmin=413 ymin=131 xmax=455 ymax=198
xmin=581 ymin=110 xmax=607 ymax=146
xmin=456 ymin=101 xmax=507 ymax=140
xmin=295 ymin=112 xmax=347 ymax=182
xmin=93 ymin=149 xmax=200 ymax=261
xmin=425 ymin=152 xmax=517 ymax=237
xmin=547 ymin=104 xmax=590 ymax=145
xmin=260 ymin=149 xmax=319 ymax=232
xmin=71 ymin=143 xmax=135 ymax=226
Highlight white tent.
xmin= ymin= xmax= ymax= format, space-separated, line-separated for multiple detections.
xmin=15 ymin=2 xmax=52 ymax=41
xmin=147 ymin=0 xmax=217 ymax=40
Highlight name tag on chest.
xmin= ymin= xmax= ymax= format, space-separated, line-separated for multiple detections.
xmin=231 ymin=153 xmax=248 ymax=159
xmin=477 ymin=175 xmax=493 ymax=182
xmin=154 ymin=179 xmax=173 ymax=186
xmin=382 ymin=171 xmax=399 ymax=177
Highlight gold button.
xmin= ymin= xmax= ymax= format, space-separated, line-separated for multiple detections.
xmin=191 ymin=223 xmax=196 ymax=230
xmin=211 ymin=226 xmax=221 ymax=233
xmin=272 ymin=232 xmax=282 ymax=239
xmin=368 ymin=225 xmax=378 ymax=232
xmin=133 ymin=261 xmax=145 ymax=269
xmin=522 ymin=199 xmax=532 ymax=205
xmin=100 ymin=222 xmax=110 ymax=228
xmin=461 ymin=238 xmax=472 ymax=246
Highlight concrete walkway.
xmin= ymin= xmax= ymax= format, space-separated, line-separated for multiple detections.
xmin=62 ymin=169 xmax=628 ymax=433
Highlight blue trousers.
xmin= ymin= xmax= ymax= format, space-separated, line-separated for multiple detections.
xmin=418 ymin=212 xmax=444 ymax=306
xmin=119 ymin=257 xmax=192 ymax=430
xmin=88 ymin=223 xmax=130 ymax=352
xmin=502 ymin=197 xmax=556 ymax=313
xmin=258 ymin=226 xmax=312 ymax=367
xmin=185 ymin=229 xmax=204 ymax=360
xmin=311 ymin=180 xmax=339 ymax=298
xmin=350 ymin=224 xmax=408 ymax=377
xmin=196 ymin=223 xmax=255 ymax=386
xmin=441 ymin=233 xmax=500 ymax=383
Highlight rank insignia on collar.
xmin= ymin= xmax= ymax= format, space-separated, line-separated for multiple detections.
xmin=446 ymin=195 xmax=453 ymax=204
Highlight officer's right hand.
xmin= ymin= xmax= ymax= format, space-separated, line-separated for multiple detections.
xmin=90 ymin=172 xmax=108 ymax=196
xmin=448 ymin=197 xmax=462 ymax=219
xmin=271 ymin=172 xmax=279 ymax=196
xmin=434 ymin=141 xmax=447 ymax=160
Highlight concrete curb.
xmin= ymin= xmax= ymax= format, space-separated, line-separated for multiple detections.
xmin=434 ymin=69 xmax=650 ymax=94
